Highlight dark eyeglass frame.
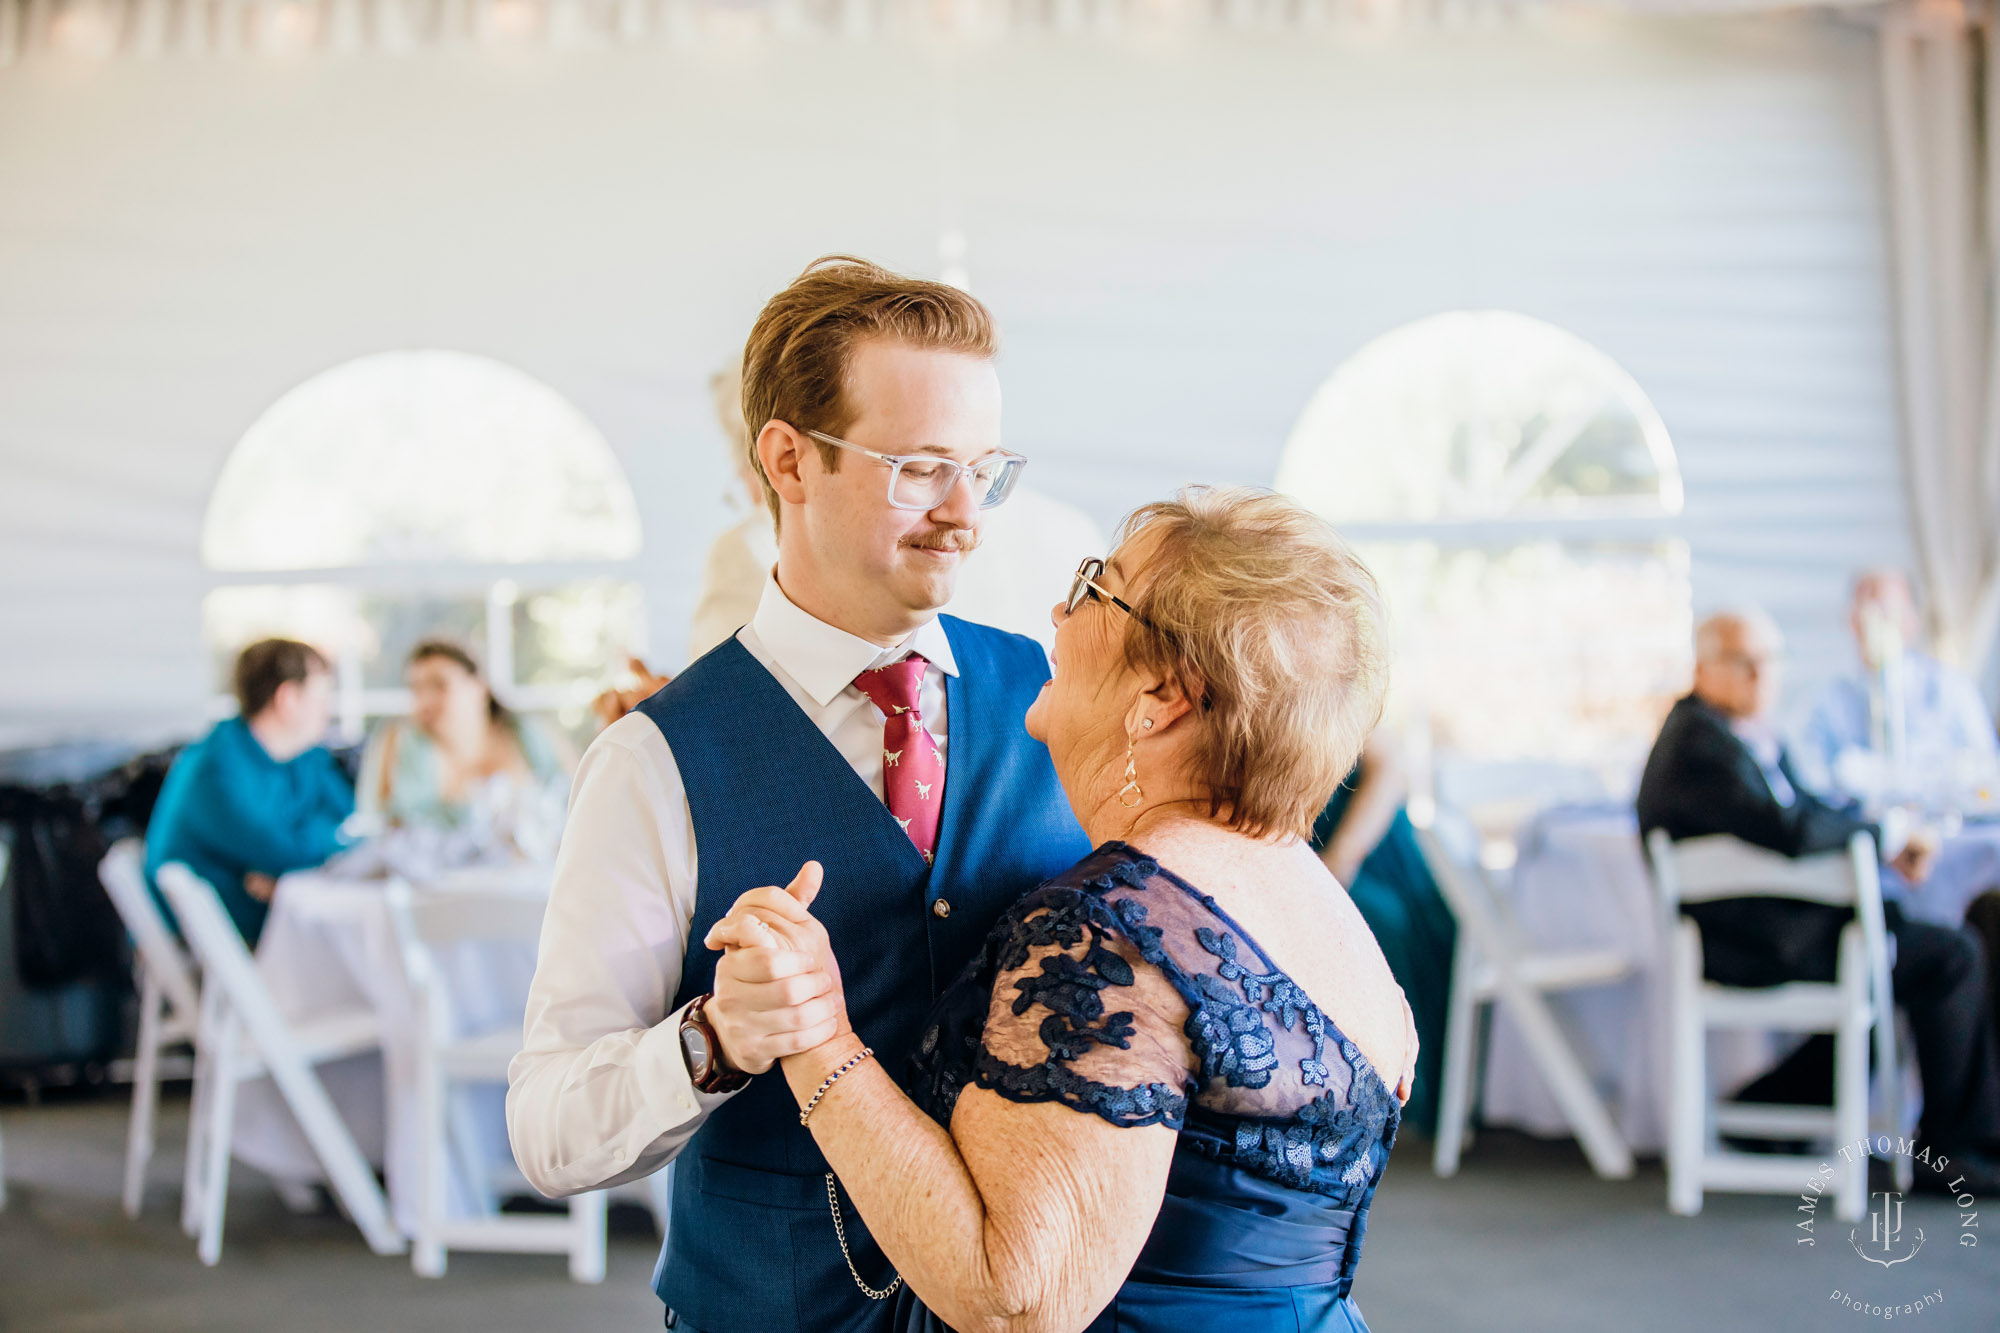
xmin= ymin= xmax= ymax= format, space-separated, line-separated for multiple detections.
xmin=1066 ymin=557 xmax=1212 ymax=711
xmin=1066 ymin=557 xmax=1154 ymax=628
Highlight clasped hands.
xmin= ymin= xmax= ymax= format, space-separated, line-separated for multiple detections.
xmin=700 ymin=861 xmax=853 ymax=1076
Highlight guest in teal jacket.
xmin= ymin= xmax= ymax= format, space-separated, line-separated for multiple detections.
xmin=145 ymin=638 xmax=355 ymax=946
xmin=1312 ymin=729 xmax=1457 ymax=1136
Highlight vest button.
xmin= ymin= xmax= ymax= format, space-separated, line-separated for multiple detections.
xmin=932 ymin=898 xmax=951 ymax=919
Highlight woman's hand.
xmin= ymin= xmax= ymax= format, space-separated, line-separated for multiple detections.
xmin=589 ymin=655 xmax=672 ymax=730
xmin=703 ymin=862 xmax=851 ymax=1073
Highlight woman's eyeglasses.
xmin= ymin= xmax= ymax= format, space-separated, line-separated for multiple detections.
xmin=1065 ymin=557 xmax=1207 ymax=708
xmin=806 ymin=430 xmax=1026 ymax=512
xmin=1066 ymin=557 xmax=1150 ymax=626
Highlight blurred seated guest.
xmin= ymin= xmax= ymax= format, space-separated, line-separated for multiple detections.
xmin=688 ymin=362 xmax=781 ymax=660
xmin=1311 ymin=729 xmax=1456 ymax=1136
xmin=1801 ymin=569 xmax=1998 ymax=807
xmin=687 ymin=360 xmax=1107 ymax=657
xmin=1800 ymin=569 xmax=2000 ymax=932
xmin=1637 ymin=609 xmax=2000 ymax=1191
xmin=358 ymin=640 xmax=573 ymax=859
xmin=145 ymin=638 xmax=354 ymax=945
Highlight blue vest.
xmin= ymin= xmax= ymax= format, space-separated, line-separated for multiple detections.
xmin=637 ymin=615 xmax=1090 ymax=1333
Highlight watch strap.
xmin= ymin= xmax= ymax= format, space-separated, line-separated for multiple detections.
xmin=682 ymin=993 xmax=749 ymax=1094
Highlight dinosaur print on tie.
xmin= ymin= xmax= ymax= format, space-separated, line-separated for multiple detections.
xmin=853 ymin=653 xmax=946 ymax=864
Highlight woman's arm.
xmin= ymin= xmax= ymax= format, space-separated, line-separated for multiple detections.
xmin=783 ymin=1042 xmax=1175 ymax=1333
xmin=1318 ymin=729 xmax=1407 ymax=885
xmin=713 ymin=885 xmax=1181 ymax=1333
xmin=355 ymin=721 xmax=398 ymax=816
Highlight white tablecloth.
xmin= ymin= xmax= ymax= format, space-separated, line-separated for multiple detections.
xmin=231 ymin=866 xmax=546 ymax=1232
xmin=1478 ymin=806 xmax=1784 ymax=1155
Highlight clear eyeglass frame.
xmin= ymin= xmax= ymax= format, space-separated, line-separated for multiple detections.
xmin=805 ymin=429 xmax=1026 ymax=511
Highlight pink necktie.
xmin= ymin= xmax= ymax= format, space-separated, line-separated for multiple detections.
xmin=852 ymin=654 xmax=945 ymax=865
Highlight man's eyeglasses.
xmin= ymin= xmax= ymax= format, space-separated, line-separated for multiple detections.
xmin=806 ymin=430 xmax=1026 ymax=512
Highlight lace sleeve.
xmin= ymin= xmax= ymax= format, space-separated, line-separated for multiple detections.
xmin=970 ymin=887 xmax=1195 ymax=1129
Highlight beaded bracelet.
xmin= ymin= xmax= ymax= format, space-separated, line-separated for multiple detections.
xmin=799 ymin=1046 xmax=874 ymax=1126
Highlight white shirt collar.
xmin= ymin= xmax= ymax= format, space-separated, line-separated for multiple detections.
xmin=747 ymin=573 xmax=959 ymax=708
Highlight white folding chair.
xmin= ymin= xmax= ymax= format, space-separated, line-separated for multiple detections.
xmin=155 ymin=863 xmax=403 ymax=1264
xmin=386 ymin=880 xmax=607 ymax=1281
xmin=98 ymin=840 xmax=203 ymax=1221
xmin=1417 ymin=825 xmax=1636 ymax=1180
xmin=1646 ymin=829 xmax=1908 ymax=1221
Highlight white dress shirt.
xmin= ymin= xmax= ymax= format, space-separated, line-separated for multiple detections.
xmin=506 ymin=575 xmax=958 ymax=1198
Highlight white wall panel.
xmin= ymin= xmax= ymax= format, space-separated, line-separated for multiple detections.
xmin=0 ymin=13 xmax=1909 ymax=745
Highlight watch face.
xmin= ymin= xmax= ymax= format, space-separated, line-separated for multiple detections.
xmin=682 ymin=1024 xmax=713 ymax=1080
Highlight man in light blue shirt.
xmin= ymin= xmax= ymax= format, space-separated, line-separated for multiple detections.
xmin=1801 ymin=569 xmax=1998 ymax=809
xmin=145 ymin=638 xmax=354 ymax=945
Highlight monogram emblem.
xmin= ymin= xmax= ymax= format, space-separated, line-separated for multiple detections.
xmin=1851 ymin=1192 xmax=1924 ymax=1268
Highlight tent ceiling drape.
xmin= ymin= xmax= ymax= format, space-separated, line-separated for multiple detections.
xmin=0 ymin=0 xmax=1902 ymax=64
xmin=1877 ymin=0 xmax=2000 ymax=676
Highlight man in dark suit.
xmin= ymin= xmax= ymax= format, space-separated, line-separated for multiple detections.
xmin=1637 ymin=609 xmax=2000 ymax=1192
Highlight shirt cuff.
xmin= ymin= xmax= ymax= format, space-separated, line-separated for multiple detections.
xmin=635 ymin=999 xmax=742 ymax=1130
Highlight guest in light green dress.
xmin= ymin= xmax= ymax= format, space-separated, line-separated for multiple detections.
xmin=357 ymin=640 xmax=573 ymax=857
xmin=1311 ymin=730 xmax=1456 ymax=1137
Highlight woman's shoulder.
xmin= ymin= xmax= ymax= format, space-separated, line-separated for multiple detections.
xmin=1038 ymin=841 xmax=1163 ymax=898
xmin=998 ymin=843 xmax=1169 ymax=936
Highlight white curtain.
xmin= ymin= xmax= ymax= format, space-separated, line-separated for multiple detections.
xmin=1878 ymin=0 xmax=2000 ymax=674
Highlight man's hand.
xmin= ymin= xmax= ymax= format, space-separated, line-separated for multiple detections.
xmin=702 ymin=863 xmax=847 ymax=1075
xmin=244 ymin=871 xmax=278 ymax=903
xmin=1891 ymin=828 xmax=1941 ymax=886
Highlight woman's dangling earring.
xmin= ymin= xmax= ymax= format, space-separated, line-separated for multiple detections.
xmin=1118 ymin=736 xmax=1144 ymax=808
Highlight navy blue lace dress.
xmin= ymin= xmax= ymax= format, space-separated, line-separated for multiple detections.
xmin=896 ymin=842 xmax=1403 ymax=1333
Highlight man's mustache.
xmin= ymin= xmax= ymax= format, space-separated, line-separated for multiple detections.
xmin=902 ymin=529 xmax=981 ymax=554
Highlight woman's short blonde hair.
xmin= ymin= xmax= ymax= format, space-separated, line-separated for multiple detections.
xmin=1118 ymin=486 xmax=1388 ymax=839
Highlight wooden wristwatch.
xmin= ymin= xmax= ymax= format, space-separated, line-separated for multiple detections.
xmin=679 ymin=993 xmax=749 ymax=1094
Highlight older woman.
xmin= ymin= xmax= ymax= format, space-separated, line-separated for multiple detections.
xmin=711 ymin=488 xmax=1414 ymax=1333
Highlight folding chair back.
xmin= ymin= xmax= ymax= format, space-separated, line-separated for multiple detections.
xmin=99 ymin=840 xmax=200 ymax=1021
xmin=99 ymin=840 xmax=202 ymax=1219
xmin=156 ymin=863 xmax=403 ymax=1262
xmin=1644 ymin=829 xmax=1903 ymax=1219
xmin=1415 ymin=824 xmax=1634 ymax=1180
xmin=385 ymin=880 xmax=607 ymax=1281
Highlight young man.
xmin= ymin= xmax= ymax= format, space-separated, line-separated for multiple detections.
xmin=145 ymin=637 xmax=354 ymax=945
xmin=507 ymin=257 xmax=1090 ymax=1332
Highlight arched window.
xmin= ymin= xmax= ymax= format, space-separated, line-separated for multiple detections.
xmin=201 ymin=350 xmax=646 ymax=739
xmin=1276 ymin=311 xmax=1690 ymax=823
